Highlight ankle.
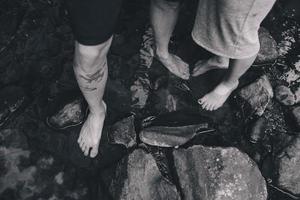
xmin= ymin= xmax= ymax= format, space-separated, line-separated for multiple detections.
xmin=89 ymin=102 xmax=106 ymax=116
xmin=155 ymin=47 xmax=169 ymax=59
xmin=221 ymin=79 xmax=239 ymax=87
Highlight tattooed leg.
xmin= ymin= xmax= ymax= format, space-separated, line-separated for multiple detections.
xmin=73 ymin=36 xmax=112 ymax=158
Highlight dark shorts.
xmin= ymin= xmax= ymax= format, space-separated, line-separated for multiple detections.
xmin=66 ymin=0 xmax=123 ymax=45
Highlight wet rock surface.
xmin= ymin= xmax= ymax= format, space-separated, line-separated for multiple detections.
xmin=275 ymin=137 xmax=300 ymax=195
xmin=109 ymin=115 xmax=137 ymax=148
xmin=236 ymin=75 xmax=273 ymax=117
xmin=275 ymin=85 xmax=296 ymax=106
xmin=101 ymin=149 xmax=180 ymax=200
xmin=46 ymin=98 xmax=86 ymax=130
xmin=255 ymin=27 xmax=279 ymax=65
xmin=173 ymin=145 xmax=268 ymax=200
xmin=291 ymin=106 xmax=300 ymax=130
xmin=140 ymin=123 xmax=214 ymax=147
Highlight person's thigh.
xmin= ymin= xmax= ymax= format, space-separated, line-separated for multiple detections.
xmin=66 ymin=0 xmax=123 ymax=45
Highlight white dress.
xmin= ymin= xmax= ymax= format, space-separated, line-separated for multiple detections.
xmin=192 ymin=0 xmax=276 ymax=59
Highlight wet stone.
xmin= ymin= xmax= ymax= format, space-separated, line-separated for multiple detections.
xmin=248 ymin=117 xmax=267 ymax=144
xmin=275 ymin=85 xmax=296 ymax=106
xmin=236 ymin=75 xmax=273 ymax=117
xmin=101 ymin=149 xmax=180 ymax=200
xmin=291 ymin=106 xmax=300 ymax=130
xmin=275 ymin=136 xmax=300 ymax=195
xmin=255 ymin=27 xmax=279 ymax=64
xmin=294 ymin=85 xmax=300 ymax=103
xmin=46 ymin=98 xmax=86 ymax=130
xmin=130 ymin=76 xmax=151 ymax=109
xmin=109 ymin=115 xmax=137 ymax=148
xmin=0 ymin=86 xmax=27 ymax=128
xmin=173 ymin=145 xmax=268 ymax=200
xmin=140 ymin=123 xmax=214 ymax=147
xmin=139 ymin=27 xmax=154 ymax=69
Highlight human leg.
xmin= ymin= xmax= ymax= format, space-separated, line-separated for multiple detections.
xmin=192 ymin=55 xmax=229 ymax=76
xmin=74 ymin=37 xmax=112 ymax=157
xmin=150 ymin=0 xmax=189 ymax=79
xmin=198 ymin=54 xmax=257 ymax=111
xmin=66 ymin=0 xmax=122 ymax=157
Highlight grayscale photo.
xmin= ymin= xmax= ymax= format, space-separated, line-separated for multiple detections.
xmin=0 ymin=0 xmax=299 ymax=199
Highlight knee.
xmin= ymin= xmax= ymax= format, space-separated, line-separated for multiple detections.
xmin=74 ymin=39 xmax=111 ymax=71
xmin=76 ymin=40 xmax=110 ymax=60
xmin=152 ymin=0 xmax=181 ymax=10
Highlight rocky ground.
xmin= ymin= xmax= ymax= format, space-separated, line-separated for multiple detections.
xmin=0 ymin=0 xmax=299 ymax=200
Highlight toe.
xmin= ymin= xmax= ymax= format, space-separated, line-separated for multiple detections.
xmin=198 ymin=98 xmax=204 ymax=105
xmin=90 ymin=147 xmax=99 ymax=158
xmin=202 ymin=102 xmax=209 ymax=110
xmin=208 ymin=104 xmax=215 ymax=111
xmin=77 ymin=135 xmax=83 ymax=143
xmin=79 ymin=140 xmax=85 ymax=150
xmin=84 ymin=146 xmax=90 ymax=156
xmin=205 ymin=103 xmax=211 ymax=111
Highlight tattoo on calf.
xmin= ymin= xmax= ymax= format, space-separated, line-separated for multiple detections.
xmin=76 ymin=60 xmax=107 ymax=92
xmin=79 ymin=65 xmax=106 ymax=84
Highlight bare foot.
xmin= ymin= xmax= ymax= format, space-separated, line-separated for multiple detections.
xmin=77 ymin=101 xmax=106 ymax=158
xmin=192 ymin=56 xmax=229 ymax=77
xmin=198 ymin=81 xmax=239 ymax=111
xmin=156 ymin=52 xmax=190 ymax=80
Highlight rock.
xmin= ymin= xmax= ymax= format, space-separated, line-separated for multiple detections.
xmin=140 ymin=123 xmax=215 ymax=147
xmin=276 ymin=136 xmax=300 ymax=195
xmin=282 ymin=69 xmax=300 ymax=85
xmin=248 ymin=117 xmax=267 ymax=144
xmin=173 ymin=145 xmax=267 ymax=200
xmin=294 ymin=85 xmax=300 ymax=103
xmin=139 ymin=27 xmax=154 ymax=69
xmin=101 ymin=149 xmax=180 ymax=200
xmin=130 ymin=76 xmax=151 ymax=109
xmin=291 ymin=106 xmax=300 ymax=130
xmin=130 ymin=27 xmax=155 ymax=109
xmin=0 ymin=86 xmax=27 ymax=127
xmin=275 ymin=85 xmax=296 ymax=106
xmin=146 ymin=146 xmax=174 ymax=183
xmin=46 ymin=98 xmax=86 ymax=130
xmin=236 ymin=75 xmax=273 ymax=117
xmin=109 ymin=115 xmax=137 ymax=148
xmin=255 ymin=27 xmax=279 ymax=64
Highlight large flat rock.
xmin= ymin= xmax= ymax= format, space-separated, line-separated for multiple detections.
xmin=173 ymin=145 xmax=267 ymax=200
xmin=276 ymin=136 xmax=300 ymax=195
xmin=102 ymin=149 xmax=180 ymax=200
